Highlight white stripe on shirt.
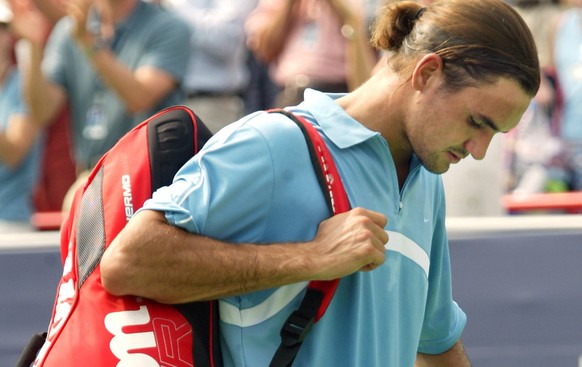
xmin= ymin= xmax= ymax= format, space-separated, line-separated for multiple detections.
xmin=219 ymin=281 xmax=309 ymax=327
xmin=385 ymin=230 xmax=430 ymax=277
xmin=219 ymin=231 xmax=429 ymax=327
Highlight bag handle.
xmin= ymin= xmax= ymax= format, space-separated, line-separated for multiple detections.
xmin=268 ymin=109 xmax=350 ymax=367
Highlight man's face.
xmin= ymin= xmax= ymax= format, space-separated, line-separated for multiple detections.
xmin=406 ymin=77 xmax=531 ymax=174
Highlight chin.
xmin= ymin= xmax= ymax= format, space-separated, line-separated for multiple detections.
xmin=419 ymin=157 xmax=450 ymax=174
xmin=430 ymin=166 xmax=449 ymax=175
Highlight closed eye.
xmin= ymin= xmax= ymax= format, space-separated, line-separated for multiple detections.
xmin=469 ymin=115 xmax=501 ymax=132
xmin=468 ymin=116 xmax=485 ymax=129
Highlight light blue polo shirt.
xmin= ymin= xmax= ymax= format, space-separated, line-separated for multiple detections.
xmin=142 ymin=89 xmax=466 ymax=366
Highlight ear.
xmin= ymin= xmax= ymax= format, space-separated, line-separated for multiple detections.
xmin=411 ymin=53 xmax=444 ymax=91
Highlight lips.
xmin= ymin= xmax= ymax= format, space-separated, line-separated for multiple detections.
xmin=447 ymin=150 xmax=462 ymax=163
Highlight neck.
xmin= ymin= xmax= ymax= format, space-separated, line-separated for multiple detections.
xmin=336 ymin=68 xmax=414 ymax=183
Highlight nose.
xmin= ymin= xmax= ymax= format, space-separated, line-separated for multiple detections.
xmin=463 ymin=130 xmax=494 ymax=161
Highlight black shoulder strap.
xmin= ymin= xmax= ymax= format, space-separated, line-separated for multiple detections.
xmin=147 ymin=106 xmax=213 ymax=190
xmin=268 ymin=109 xmax=350 ymax=367
xmin=148 ymin=106 xmax=221 ymax=367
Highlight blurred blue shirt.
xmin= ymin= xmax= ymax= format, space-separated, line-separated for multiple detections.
xmin=163 ymin=0 xmax=257 ymax=94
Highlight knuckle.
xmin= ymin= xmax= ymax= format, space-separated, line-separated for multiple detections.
xmin=352 ymin=214 xmax=373 ymax=229
xmin=354 ymin=228 xmax=374 ymax=243
xmin=350 ymin=207 xmax=367 ymax=216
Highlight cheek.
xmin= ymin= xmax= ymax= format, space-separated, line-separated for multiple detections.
xmin=408 ymin=122 xmax=445 ymax=158
xmin=409 ymin=97 xmax=464 ymax=152
xmin=419 ymin=114 xmax=453 ymax=145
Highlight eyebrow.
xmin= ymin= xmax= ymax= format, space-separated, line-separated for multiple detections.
xmin=478 ymin=114 xmax=502 ymax=133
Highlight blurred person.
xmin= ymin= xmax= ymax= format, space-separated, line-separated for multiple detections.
xmin=514 ymin=0 xmax=562 ymax=69
xmin=11 ymin=0 xmax=191 ymax=209
xmin=162 ymin=0 xmax=257 ymax=133
xmin=16 ymin=0 xmax=77 ymax=217
xmin=500 ymin=0 xmax=564 ymax=195
xmin=243 ymin=45 xmax=279 ymax=114
xmin=102 ymin=1 xmax=539 ymax=366
xmin=546 ymin=0 xmax=582 ymax=191
xmin=0 ymin=0 xmax=43 ymax=231
xmin=246 ymin=0 xmax=381 ymax=108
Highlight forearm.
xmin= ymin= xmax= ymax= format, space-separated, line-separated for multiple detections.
xmin=101 ymin=210 xmax=318 ymax=304
xmin=246 ymin=0 xmax=295 ymax=63
xmin=346 ymin=23 xmax=378 ymax=91
xmin=20 ymin=41 xmax=64 ymax=125
xmin=83 ymin=47 xmax=173 ymax=114
xmin=415 ymin=340 xmax=472 ymax=367
xmin=342 ymin=16 xmax=378 ymax=91
xmin=0 ymin=115 xmax=40 ymax=168
xmin=101 ymin=207 xmax=388 ymax=304
xmin=0 ymin=132 xmax=19 ymax=168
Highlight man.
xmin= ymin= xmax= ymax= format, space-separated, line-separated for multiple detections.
xmin=163 ymin=0 xmax=258 ymax=133
xmin=246 ymin=0 xmax=380 ymax=107
xmin=0 ymin=0 xmax=43 ymax=231
xmin=547 ymin=0 xmax=582 ymax=192
xmin=102 ymin=1 xmax=540 ymax=366
xmin=11 ymin=0 xmax=190 ymax=175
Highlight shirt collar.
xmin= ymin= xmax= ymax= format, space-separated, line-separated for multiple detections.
xmin=300 ymin=88 xmax=380 ymax=149
xmin=299 ymin=89 xmax=425 ymax=175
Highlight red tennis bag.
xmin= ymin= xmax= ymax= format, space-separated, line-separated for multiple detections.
xmin=28 ymin=107 xmax=349 ymax=367
xmin=32 ymin=106 xmax=218 ymax=367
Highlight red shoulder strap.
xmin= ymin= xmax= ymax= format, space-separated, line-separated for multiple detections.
xmin=268 ymin=109 xmax=350 ymax=367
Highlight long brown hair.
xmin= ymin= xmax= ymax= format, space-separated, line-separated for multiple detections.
xmin=371 ymin=0 xmax=540 ymax=96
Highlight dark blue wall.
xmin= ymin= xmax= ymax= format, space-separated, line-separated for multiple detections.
xmin=0 ymin=243 xmax=61 ymax=366
xmin=450 ymin=230 xmax=582 ymax=367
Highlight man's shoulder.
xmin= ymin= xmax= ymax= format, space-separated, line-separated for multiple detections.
xmin=244 ymin=110 xmax=312 ymax=144
xmin=124 ymin=4 xmax=190 ymax=51
xmin=204 ymin=111 xmax=312 ymax=163
xmin=137 ymin=2 xmax=189 ymax=30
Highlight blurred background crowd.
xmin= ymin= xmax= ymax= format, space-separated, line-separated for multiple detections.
xmin=0 ymin=0 xmax=579 ymax=231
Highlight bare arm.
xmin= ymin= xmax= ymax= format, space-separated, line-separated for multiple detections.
xmin=0 ymin=113 xmax=41 ymax=168
xmin=81 ymin=49 xmax=178 ymax=114
xmin=415 ymin=340 xmax=472 ymax=367
xmin=10 ymin=0 xmax=66 ymax=125
xmin=67 ymin=0 xmax=178 ymax=114
xmin=101 ymin=207 xmax=388 ymax=304
xmin=327 ymin=0 xmax=378 ymax=91
xmin=245 ymin=0 xmax=296 ymax=63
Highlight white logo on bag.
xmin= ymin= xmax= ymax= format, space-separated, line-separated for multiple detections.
xmin=33 ymin=245 xmax=77 ymax=366
xmin=121 ymin=174 xmax=134 ymax=221
xmin=104 ymin=306 xmax=159 ymax=367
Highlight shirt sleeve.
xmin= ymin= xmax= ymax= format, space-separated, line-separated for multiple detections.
xmin=8 ymin=72 xmax=27 ymax=115
xmin=137 ymin=11 xmax=192 ymax=82
xmin=42 ymin=17 xmax=74 ymax=89
xmin=417 ymin=184 xmax=467 ymax=354
xmin=165 ymin=0 xmax=255 ymax=59
xmin=142 ymin=118 xmax=279 ymax=242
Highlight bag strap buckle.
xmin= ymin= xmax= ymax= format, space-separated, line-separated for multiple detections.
xmin=280 ymin=311 xmax=315 ymax=347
